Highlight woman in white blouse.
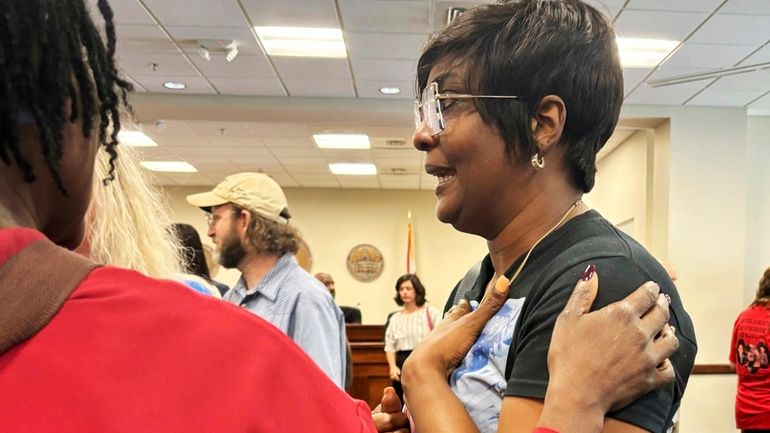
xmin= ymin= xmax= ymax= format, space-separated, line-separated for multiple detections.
xmin=385 ymin=274 xmax=442 ymax=401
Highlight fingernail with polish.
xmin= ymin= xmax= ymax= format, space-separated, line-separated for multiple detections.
xmin=580 ymin=264 xmax=595 ymax=281
xmin=664 ymin=293 xmax=671 ymax=304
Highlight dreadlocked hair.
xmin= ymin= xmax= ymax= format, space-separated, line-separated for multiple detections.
xmin=0 ymin=0 xmax=133 ymax=194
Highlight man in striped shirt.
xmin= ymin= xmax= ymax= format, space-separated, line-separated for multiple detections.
xmin=188 ymin=173 xmax=346 ymax=388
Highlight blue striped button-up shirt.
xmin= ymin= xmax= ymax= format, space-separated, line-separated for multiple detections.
xmin=223 ymin=253 xmax=346 ymax=388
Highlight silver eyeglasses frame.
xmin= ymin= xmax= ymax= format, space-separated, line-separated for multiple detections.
xmin=414 ymin=82 xmax=521 ymax=135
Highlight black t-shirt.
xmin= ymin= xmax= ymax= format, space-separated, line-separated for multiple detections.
xmin=444 ymin=210 xmax=697 ymax=433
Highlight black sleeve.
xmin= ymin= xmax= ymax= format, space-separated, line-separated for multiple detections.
xmin=504 ymin=256 xmax=696 ymax=433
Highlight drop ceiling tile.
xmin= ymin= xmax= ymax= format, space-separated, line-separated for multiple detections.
xmin=741 ymin=44 xmax=770 ymax=64
xmin=185 ymin=155 xmax=234 ymax=165
xmin=272 ymin=147 xmax=324 ymax=158
xmin=687 ymin=88 xmax=766 ymax=106
xmin=218 ymin=146 xmax=273 ymax=157
xmin=116 ymin=24 xmax=169 ymax=40
xmin=268 ymin=174 xmax=300 ymax=188
xmin=356 ymin=80 xmax=415 ymax=99
xmin=710 ymin=70 xmax=770 ymax=91
xmin=720 ymin=0 xmax=770 ymax=16
xmin=165 ymin=147 xmax=224 ymax=157
xmin=88 ymin=0 xmax=155 ymax=25
xmin=204 ymin=136 xmax=265 ymax=148
xmin=373 ymin=149 xmax=419 ymax=159
xmin=319 ymin=149 xmax=372 ymax=159
xmin=159 ymin=172 xmax=215 ymax=186
xmin=166 ymin=26 xmax=262 ymax=55
xmin=379 ymin=174 xmax=419 ymax=183
xmin=230 ymin=155 xmax=282 ymax=168
xmin=117 ymin=38 xmax=181 ymax=55
xmin=262 ymin=137 xmax=316 ymax=148
xmin=130 ymin=76 xmax=215 ymax=94
xmin=284 ymin=79 xmax=356 ymax=97
xmin=648 ymin=66 xmax=708 ymax=81
xmin=623 ymin=68 xmax=653 ymax=94
xmin=155 ymin=136 xmax=213 ymax=147
xmin=689 ymin=14 xmax=770 ymax=45
xmin=278 ymin=157 xmax=327 ymax=166
xmin=148 ymin=121 xmax=198 ymax=136
xmin=272 ymin=58 xmax=352 ymax=80
xmin=189 ymin=121 xmax=255 ymax=137
xmin=351 ymin=59 xmax=416 ymax=81
xmin=346 ymin=32 xmax=428 ymax=60
xmin=291 ymin=173 xmax=334 ymax=180
xmin=141 ymin=0 xmax=247 ymax=27
xmin=191 ymin=55 xmax=276 ymax=79
xmin=337 ymin=176 xmax=381 ymax=189
xmin=210 ymin=78 xmax=286 ymax=96
xmin=747 ymin=92 xmax=770 ymax=109
xmin=241 ymin=0 xmax=340 ymax=28
xmin=298 ymin=180 xmax=342 ymax=188
xmin=625 ymin=0 xmax=723 ymax=12
xmin=624 ymin=81 xmax=705 ymax=105
xmin=367 ymin=126 xmax=415 ymax=137
xmin=614 ymin=10 xmax=707 ymax=40
xmin=117 ymin=53 xmax=200 ymax=76
xmin=248 ymin=122 xmax=311 ymax=137
xmin=662 ymin=43 xmax=757 ymax=69
xmin=339 ymin=0 xmax=430 ymax=33
xmin=279 ymin=162 xmax=330 ymax=175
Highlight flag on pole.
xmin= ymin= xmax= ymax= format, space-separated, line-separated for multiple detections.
xmin=406 ymin=211 xmax=416 ymax=274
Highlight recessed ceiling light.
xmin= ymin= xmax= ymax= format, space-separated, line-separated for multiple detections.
xmin=117 ymin=130 xmax=158 ymax=147
xmin=140 ymin=161 xmax=197 ymax=173
xmin=254 ymin=26 xmax=347 ymax=58
xmin=616 ymin=37 xmax=680 ymax=68
xmin=163 ymin=81 xmax=187 ymax=90
xmin=379 ymin=86 xmax=401 ymax=95
xmin=313 ymin=134 xmax=370 ymax=149
xmin=329 ymin=163 xmax=377 ymax=175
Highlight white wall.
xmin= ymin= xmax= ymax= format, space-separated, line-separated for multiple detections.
xmin=744 ymin=116 xmax=770 ymax=306
xmin=162 ymin=186 xmax=488 ymax=324
xmin=585 ymin=129 xmax=650 ymax=243
xmin=621 ymin=104 xmax=752 ymax=433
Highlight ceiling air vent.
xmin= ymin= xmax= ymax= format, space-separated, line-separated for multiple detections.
xmin=385 ymin=139 xmax=407 ymax=147
xmin=447 ymin=7 xmax=466 ymax=26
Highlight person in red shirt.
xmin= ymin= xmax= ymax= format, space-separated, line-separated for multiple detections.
xmin=731 ymin=267 xmax=770 ymax=432
xmin=0 ymin=1 xmax=677 ymax=432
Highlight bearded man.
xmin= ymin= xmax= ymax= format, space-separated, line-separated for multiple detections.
xmin=187 ymin=173 xmax=346 ymax=387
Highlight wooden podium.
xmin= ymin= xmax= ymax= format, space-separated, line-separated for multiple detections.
xmin=346 ymin=324 xmax=391 ymax=409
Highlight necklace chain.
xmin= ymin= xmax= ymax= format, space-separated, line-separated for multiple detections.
xmin=507 ymin=199 xmax=583 ymax=285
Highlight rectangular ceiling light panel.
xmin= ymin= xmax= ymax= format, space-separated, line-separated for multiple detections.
xmin=140 ymin=161 xmax=198 ymax=173
xmin=118 ymin=131 xmax=158 ymax=147
xmin=617 ymin=37 xmax=680 ymax=68
xmin=313 ymin=133 xmax=371 ymax=149
xmin=329 ymin=163 xmax=377 ymax=175
xmin=255 ymin=26 xmax=347 ymax=58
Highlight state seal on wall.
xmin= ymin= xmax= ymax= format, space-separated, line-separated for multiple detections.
xmin=346 ymin=244 xmax=384 ymax=282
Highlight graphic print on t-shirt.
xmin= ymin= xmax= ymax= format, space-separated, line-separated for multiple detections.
xmin=734 ymin=314 xmax=770 ymax=375
xmin=449 ymin=298 xmax=524 ymax=433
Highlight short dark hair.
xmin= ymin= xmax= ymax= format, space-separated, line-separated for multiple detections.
xmin=0 ymin=0 xmax=133 ymax=193
xmin=394 ymin=274 xmax=427 ymax=307
xmin=416 ymin=0 xmax=623 ymax=192
xmin=172 ymin=223 xmax=212 ymax=281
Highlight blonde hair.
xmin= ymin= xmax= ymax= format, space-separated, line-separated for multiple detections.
xmin=87 ymin=145 xmax=185 ymax=279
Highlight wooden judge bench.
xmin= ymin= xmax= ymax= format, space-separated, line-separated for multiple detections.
xmin=346 ymin=324 xmax=391 ymax=409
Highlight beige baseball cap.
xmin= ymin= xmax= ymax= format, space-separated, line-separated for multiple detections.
xmin=186 ymin=172 xmax=291 ymax=224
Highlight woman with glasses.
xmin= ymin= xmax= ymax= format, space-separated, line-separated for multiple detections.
xmin=406 ymin=2 xmax=697 ymax=433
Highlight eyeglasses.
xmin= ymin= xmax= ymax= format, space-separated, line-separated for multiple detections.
xmin=414 ymin=82 xmax=521 ymax=136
